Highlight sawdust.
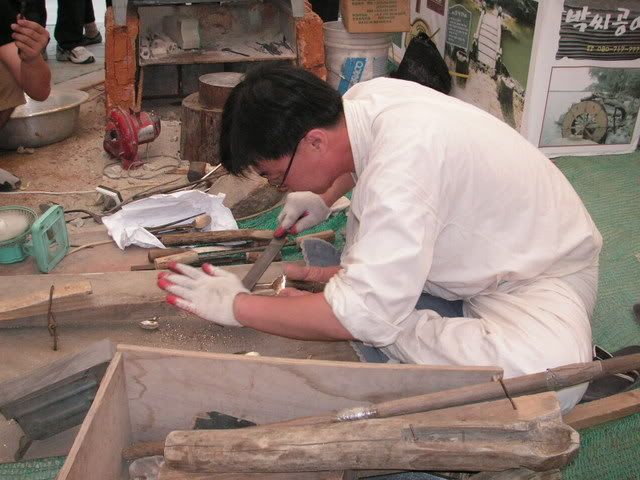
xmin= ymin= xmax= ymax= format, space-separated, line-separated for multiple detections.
xmin=0 ymin=86 xmax=187 ymax=216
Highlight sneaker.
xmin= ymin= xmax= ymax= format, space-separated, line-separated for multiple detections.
xmin=56 ymin=45 xmax=95 ymax=64
xmin=81 ymin=31 xmax=102 ymax=46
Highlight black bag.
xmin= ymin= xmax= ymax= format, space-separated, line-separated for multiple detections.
xmin=391 ymin=32 xmax=452 ymax=95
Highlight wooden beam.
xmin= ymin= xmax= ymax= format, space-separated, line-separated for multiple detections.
xmin=0 ymin=262 xmax=299 ymax=327
xmin=164 ymin=393 xmax=579 ymax=474
xmin=563 ymin=390 xmax=640 ymax=430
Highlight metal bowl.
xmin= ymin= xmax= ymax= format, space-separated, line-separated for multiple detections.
xmin=0 ymin=88 xmax=89 ymax=149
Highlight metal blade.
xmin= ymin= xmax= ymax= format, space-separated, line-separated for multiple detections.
xmin=241 ymin=235 xmax=288 ymax=291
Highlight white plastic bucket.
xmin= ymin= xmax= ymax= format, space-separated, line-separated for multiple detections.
xmin=323 ymin=20 xmax=393 ymax=95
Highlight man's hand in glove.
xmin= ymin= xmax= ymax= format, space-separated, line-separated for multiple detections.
xmin=274 ymin=191 xmax=330 ymax=237
xmin=157 ymin=262 xmax=248 ymax=327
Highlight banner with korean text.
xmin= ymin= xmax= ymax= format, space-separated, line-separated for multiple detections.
xmin=524 ymin=0 xmax=640 ymax=156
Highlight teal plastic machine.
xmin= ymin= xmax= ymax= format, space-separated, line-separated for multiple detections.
xmin=0 ymin=205 xmax=69 ymax=273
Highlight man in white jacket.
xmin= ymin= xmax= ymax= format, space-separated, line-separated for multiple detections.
xmin=158 ymin=64 xmax=602 ymax=411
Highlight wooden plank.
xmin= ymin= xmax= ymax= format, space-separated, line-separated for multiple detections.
xmin=140 ymin=47 xmax=295 ymax=66
xmin=0 ymin=339 xmax=114 ymax=406
xmin=0 ymin=281 xmax=92 ymax=319
xmin=163 ymin=393 xmax=579 ymax=473
xmin=0 ymin=261 xmax=297 ymax=327
xmin=158 ymin=467 xmax=349 ymax=479
xmin=469 ymin=468 xmax=562 ymax=479
xmin=563 ymin=390 xmax=640 ymax=430
xmin=117 ymin=344 xmax=501 ymax=443
xmin=57 ymin=352 xmax=132 ymax=480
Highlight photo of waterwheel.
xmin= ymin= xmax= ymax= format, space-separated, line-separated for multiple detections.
xmin=561 ymin=100 xmax=608 ymax=144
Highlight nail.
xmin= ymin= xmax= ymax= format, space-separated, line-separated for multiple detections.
xmin=166 ymin=294 xmax=179 ymax=305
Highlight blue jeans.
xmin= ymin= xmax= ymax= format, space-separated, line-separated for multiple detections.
xmin=301 ymin=239 xmax=463 ymax=363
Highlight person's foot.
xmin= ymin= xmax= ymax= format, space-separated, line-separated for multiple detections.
xmin=81 ymin=31 xmax=102 ymax=46
xmin=56 ymin=45 xmax=95 ymax=64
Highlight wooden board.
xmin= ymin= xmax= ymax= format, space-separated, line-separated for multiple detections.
xmin=56 ymin=353 xmax=132 ymax=480
xmin=117 ymin=344 xmax=501 ymax=443
xmin=0 ymin=339 xmax=114 ymax=406
xmin=158 ymin=468 xmax=351 ymax=479
xmin=563 ymin=390 xmax=640 ymax=430
xmin=0 ymin=281 xmax=92 ymax=320
xmin=0 ymin=261 xmax=297 ymax=327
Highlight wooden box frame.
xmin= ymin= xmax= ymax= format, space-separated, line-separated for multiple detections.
xmin=56 ymin=344 xmax=500 ymax=479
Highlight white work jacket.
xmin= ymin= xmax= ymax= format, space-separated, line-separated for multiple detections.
xmin=323 ymin=78 xmax=603 ymax=351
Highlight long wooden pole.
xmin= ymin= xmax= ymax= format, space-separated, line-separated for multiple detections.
xmin=282 ymin=353 xmax=640 ymax=426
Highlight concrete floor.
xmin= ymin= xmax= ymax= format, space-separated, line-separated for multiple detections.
xmin=44 ymin=23 xmax=105 ymax=86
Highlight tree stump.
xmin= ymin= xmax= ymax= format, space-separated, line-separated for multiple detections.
xmin=180 ymin=92 xmax=222 ymax=164
xmin=199 ymin=72 xmax=244 ymax=109
xmin=180 ymin=73 xmax=244 ymax=164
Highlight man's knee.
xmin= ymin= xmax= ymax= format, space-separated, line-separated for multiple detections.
xmin=0 ymin=107 xmax=15 ymax=129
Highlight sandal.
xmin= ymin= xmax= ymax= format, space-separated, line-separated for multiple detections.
xmin=580 ymin=345 xmax=640 ymax=403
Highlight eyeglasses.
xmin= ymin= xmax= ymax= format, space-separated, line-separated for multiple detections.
xmin=260 ymin=139 xmax=301 ymax=189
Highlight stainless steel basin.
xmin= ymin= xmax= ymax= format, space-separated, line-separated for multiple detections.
xmin=0 ymin=88 xmax=89 ymax=149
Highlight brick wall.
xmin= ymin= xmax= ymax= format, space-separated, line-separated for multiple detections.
xmin=296 ymin=1 xmax=327 ymax=80
xmin=104 ymin=6 xmax=140 ymax=113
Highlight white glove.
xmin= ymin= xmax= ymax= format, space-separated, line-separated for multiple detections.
xmin=276 ymin=192 xmax=330 ymax=236
xmin=158 ymin=263 xmax=248 ymax=327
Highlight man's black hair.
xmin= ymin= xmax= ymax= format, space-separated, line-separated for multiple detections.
xmin=220 ymin=63 xmax=343 ymax=175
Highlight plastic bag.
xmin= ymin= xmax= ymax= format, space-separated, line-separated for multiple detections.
xmin=391 ymin=32 xmax=452 ymax=94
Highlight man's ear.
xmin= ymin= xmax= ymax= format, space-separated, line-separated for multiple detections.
xmin=305 ymin=128 xmax=329 ymax=155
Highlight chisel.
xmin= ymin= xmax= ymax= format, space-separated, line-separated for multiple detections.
xmin=241 ymin=225 xmax=337 ymax=291
xmin=241 ymin=234 xmax=288 ymax=291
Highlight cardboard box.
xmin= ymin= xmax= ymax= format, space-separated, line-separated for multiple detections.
xmin=341 ymin=0 xmax=411 ymax=33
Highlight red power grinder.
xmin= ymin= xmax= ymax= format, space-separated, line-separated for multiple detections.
xmin=103 ymin=108 xmax=161 ymax=169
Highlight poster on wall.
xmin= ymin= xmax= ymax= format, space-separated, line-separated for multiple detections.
xmin=524 ymin=0 xmax=640 ymax=156
xmin=443 ymin=0 xmax=540 ymax=133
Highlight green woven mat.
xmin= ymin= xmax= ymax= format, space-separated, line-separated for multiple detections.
xmin=555 ymin=151 xmax=640 ymax=480
xmin=0 ymin=456 xmax=66 ymax=480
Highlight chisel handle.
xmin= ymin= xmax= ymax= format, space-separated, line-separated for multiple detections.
xmin=148 ymin=247 xmax=191 ymax=262
xmin=154 ymin=251 xmax=200 ymax=270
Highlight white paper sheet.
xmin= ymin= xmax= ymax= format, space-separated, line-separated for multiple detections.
xmin=102 ymin=190 xmax=237 ymax=249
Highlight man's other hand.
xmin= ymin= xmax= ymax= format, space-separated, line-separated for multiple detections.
xmin=274 ymin=191 xmax=330 ymax=237
xmin=11 ymin=18 xmax=49 ymax=64
xmin=158 ymin=263 xmax=249 ymax=327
